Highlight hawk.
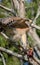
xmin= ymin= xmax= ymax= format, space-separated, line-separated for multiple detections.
xmin=0 ymin=16 xmax=31 ymax=49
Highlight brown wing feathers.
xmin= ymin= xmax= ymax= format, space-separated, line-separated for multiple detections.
xmin=0 ymin=17 xmax=29 ymax=25
xmin=0 ymin=16 xmax=29 ymax=30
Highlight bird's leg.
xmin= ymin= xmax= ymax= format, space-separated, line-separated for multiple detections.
xmin=21 ymin=32 xmax=28 ymax=50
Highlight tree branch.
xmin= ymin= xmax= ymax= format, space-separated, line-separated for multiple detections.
xmin=11 ymin=0 xmax=14 ymax=9
xmin=1 ymin=32 xmax=40 ymax=64
xmin=10 ymin=0 xmax=18 ymax=16
xmin=0 ymin=32 xmax=28 ymax=54
xmin=1 ymin=32 xmax=9 ymax=39
xmin=28 ymin=5 xmax=40 ymax=48
xmin=31 ymin=24 xmax=40 ymax=30
xmin=29 ymin=58 xmax=39 ymax=65
xmin=0 ymin=47 xmax=22 ymax=58
xmin=12 ymin=0 xmax=19 ymax=10
xmin=33 ymin=52 xmax=40 ymax=65
xmin=29 ymin=5 xmax=40 ymax=49
xmin=0 ymin=47 xmax=28 ymax=61
xmin=29 ymin=28 xmax=40 ymax=49
xmin=0 ymin=4 xmax=16 ymax=16
xmin=0 ymin=52 xmax=6 ymax=65
xmin=33 ymin=5 xmax=40 ymax=24
xmin=34 ymin=47 xmax=40 ymax=58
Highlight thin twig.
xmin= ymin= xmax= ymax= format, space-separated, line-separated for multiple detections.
xmin=33 ymin=52 xmax=40 ymax=65
xmin=34 ymin=47 xmax=40 ymax=58
xmin=0 ymin=47 xmax=22 ymax=58
xmin=31 ymin=24 xmax=40 ymax=30
xmin=1 ymin=32 xmax=9 ymax=39
xmin=0 ymin=52 xmax=6 ymax=65
xmin=33 ymin=5 xmax=40 ymax=24
xmin=0 ymin=4 xmax=16 ymax=16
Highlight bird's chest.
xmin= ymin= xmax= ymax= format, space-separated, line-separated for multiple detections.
xmin=16 ymin=28 xmax=29 ymax=35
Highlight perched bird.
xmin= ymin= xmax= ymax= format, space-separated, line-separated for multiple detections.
xmin=0 ymin=16 xmax=31 ymax=49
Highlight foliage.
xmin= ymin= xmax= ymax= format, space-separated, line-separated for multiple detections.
xmin=0 ymin=0 xmax=40 ymax=65
xmin=0 ymin=35 xmax=21 ymax=65
xmin=36 ymin=16 xmax=40 ymax=37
